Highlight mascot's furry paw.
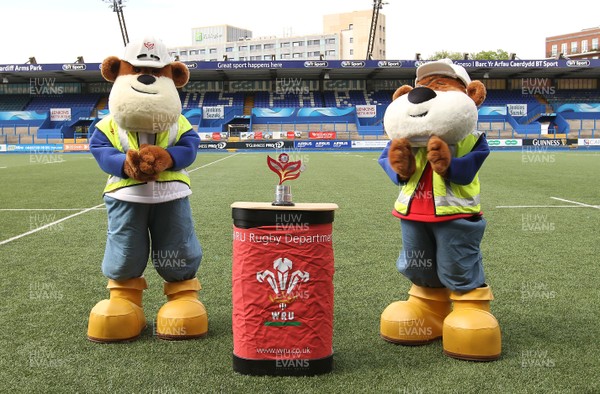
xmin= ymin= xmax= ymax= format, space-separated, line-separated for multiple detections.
xmin=124 ymin=149 xmax=158 ymax=182
xmin=389 ymin=138 xmax=416 ymax=180
xmin=138 ymin=144 xmax=174 ymax=175
xmin=427 ymin=136 xmax=451 ymax=177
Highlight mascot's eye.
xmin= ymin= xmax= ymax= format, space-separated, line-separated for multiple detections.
xmin=133 ymin=67 xmax=141 ymax=73
xmin=151 ymin=69 xmax=161 ymax=76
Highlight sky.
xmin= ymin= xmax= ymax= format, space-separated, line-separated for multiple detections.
xmin=0 ymin=0 xmax=598 ymax=64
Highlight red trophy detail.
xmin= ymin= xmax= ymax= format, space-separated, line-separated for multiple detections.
xmin=267 ymin=153 xmax=303 ymax=206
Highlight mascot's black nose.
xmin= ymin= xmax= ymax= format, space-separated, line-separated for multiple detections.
xmin=137 ymin=74 xmax=156 ymax=85
xmin=408 ymin=87 xmax=437 ymax=104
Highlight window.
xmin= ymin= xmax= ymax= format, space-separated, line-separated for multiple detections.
xmin=250 ymin=44 xmax=261 ymax=51
xmin=326 ymin=38 xmax=336 ymax=45
xmin=226 ymin=47 xmax=233 ymax=53
xmin=551 ymin=44 xmax=558 ymax=57
xmin=582 ymin=40 xmax=588 ymax=53
xmin=250 ymin=56 xmax=260 ymax=60
xmin=239 ymin=45 xmax=248 ymax=51
xmin=571 ymin=41 xmax=578 ymax=53
xmin=292 ymin=41 xmax=303 ymax=47
xmin=281 ymin=53 xmax=291 ymax=59
xmin=281 ymin=42 xmax=290 ymax=48
xmin=349 ymin=24 xmax=353 ymax=30
xmin=239 ymin=56 xmax=246 ymax=61
xmin=307 ymin=39 xmax=320 ymax=46
xmin=209 ymin=48 xmax=217 ymax=54
xmin=326 ymin=50 xmax=336 ymax=56
xmin=349 ymin=37 xmax=354 ymax=44
xmin=561 ymin=43 xmax=567 ymax=55
xmin=264 ymin=43 xmax=275 ymax=49
xmin=264 ymin=55 xmax=272 ymax=60
xmin=592 ymin=38 xmax=599 ymax=50
xmin=349 ymin=49 xmax=354 ymax=56
xmin=292 ymin=53 xmax=302 ymax=58
xmin=189 ymin=50 xmax=198 ymax=55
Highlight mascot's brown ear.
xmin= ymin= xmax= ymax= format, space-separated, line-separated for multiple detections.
xmin=467 ymin=80 xmax=486 ymax=107
xmin=101 ymin=56 xmax=122 ymax=83
xmin=170 ymin=62 xmax=190 ymax=88
xmin=392 ymin=85 xmax=413 ymax=101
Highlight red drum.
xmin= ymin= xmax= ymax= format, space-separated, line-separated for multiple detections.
xmin=231 ymin=202 xmax=338 ymax=376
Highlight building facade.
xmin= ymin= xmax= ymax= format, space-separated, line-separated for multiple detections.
xmin=323 ymin=10 xmax=386 ymax=60
xmin=171 ymin=25 xmax=339 ymax=62
xmin=545 ymin=27 xmax=600 ymax=59
xmin=169 ymin=10 xmax=386 ymax=62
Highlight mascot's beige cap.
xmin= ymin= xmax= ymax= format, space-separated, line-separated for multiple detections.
xmin=123 ymin=36 xmax=172 ymax=68
xmin=416 ymin=58 xmax=471 ymax=87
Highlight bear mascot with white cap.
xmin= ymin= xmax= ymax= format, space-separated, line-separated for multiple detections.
xmin=87 ymin=36 xmax=207 ymax=342
xmin=378 ymin=59 xmax=501 ymax=361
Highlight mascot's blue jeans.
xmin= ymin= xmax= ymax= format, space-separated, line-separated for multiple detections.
xmin=102 ymin=196 xmax=202 ymax=282
xmin=397 ymin=217 xmax=486 ymax=292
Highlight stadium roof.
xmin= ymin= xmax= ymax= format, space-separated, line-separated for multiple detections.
xmin=1 ymin=59 xmax=599 ymax=84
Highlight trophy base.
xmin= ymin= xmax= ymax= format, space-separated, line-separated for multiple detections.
xmin=272 ymin=201 xmax=295 ymax=207
xmin=273 ymin=185 xmax=294 ymax=206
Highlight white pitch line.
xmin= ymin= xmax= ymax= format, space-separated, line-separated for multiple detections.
xmin=189 ymin=152 xmax=240 ymax=173
xmin=0 ymin=208 xmax=106 ymax=212
xmin=495 ymin=205 xmax=591 ymax=209
xmin=0 ymin=154 xmax=239 ymax=246
xmin=550 ymin=197 xmax=600 ymax=210
xmin=0 ymin=203 xmax=105 ymax=247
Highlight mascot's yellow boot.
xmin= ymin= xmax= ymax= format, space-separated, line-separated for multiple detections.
xmin=156 ymin=278 xmax=208 ymax=340
xmin=443 ymin=286 xmax=501 ymax=361
xmin=87 ymin=277 xmax=147 ymax=343
xmin=381 ymin=285 xmax=451 ymax=344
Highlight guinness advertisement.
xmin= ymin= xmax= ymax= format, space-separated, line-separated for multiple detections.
xmin=522 ymin=138 xmax=577 ymax=146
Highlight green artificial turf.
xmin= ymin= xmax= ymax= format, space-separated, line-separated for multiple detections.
xmin=0 ymin=150 xmax=598 ymax=393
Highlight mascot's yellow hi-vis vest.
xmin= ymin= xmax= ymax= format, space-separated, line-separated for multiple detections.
xmin=395 ymin=132 xmax=482 ymax=216
xmin=96 ymin=115 xmax=192 ymax=193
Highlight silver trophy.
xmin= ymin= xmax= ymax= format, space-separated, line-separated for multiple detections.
xmin=267 ymin=153 xmax=303 ymax=206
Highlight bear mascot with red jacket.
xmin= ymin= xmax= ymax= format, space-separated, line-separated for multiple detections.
xmin=87 ymin=36 xmax=207 ymax=342
xmin=379 ymin=59 xmax=501 ymax=361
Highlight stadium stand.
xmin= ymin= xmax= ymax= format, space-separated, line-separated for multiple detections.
xmin=1 ymin=76 xmax=599 ymax=143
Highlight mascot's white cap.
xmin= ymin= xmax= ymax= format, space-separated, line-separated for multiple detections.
xmin=416 ymin=58 xmax=471 ymax=87
xmin=123 ymin=36 xmax=172 ymax=68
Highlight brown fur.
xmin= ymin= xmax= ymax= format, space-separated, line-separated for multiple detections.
xmin=388 ymin=138 xmax=416 ymax=180
xmin=426 ymin=135 xmax=451 ymax=177
xmin=123 ymin=145 xmax=173 ymax=182
xmin=392 ymin=85 xmax=413 ymax=101
xmin=100 ymin=58 xmax=190 ymax=88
